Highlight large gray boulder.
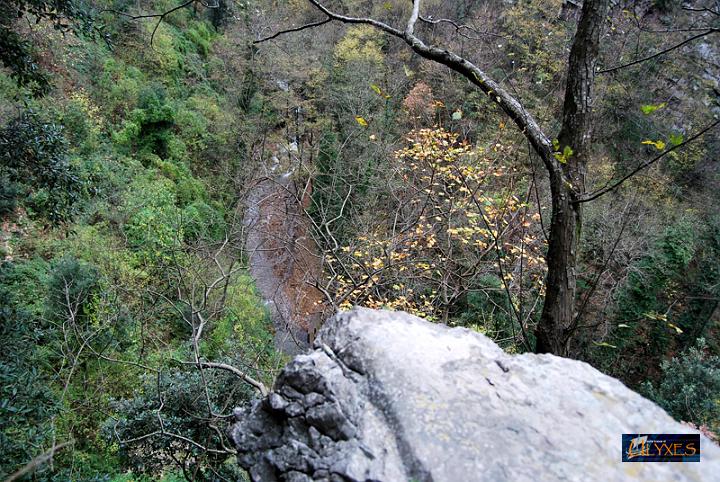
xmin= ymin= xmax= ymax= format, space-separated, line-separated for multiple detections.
xmin=230 ymin=308 xmax=720 ymax=481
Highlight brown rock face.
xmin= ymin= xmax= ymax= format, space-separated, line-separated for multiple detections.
xmin=244 ymin=175 xmax=328 ymax=354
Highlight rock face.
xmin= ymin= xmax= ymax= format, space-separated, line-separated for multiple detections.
xmin=230 ymin=308 xmax=720 ymax=481
xmin=244 ymin=175 xmax=327 ymax=355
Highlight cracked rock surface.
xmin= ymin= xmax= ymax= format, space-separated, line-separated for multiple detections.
xmin=230 ymin=307 xmax=720 ymax=481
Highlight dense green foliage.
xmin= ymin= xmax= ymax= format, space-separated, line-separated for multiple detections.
xmin=0 ymin=0 xmax=99 ymax=95
xmin=1 ymin=0 xmax=719 ymax=479
xmin=0 ymin=1 xmax=280 ymax=479
xmin=0 ymin=111 xmax=84 ymax=223
xmin=643 ymin=339 xmax=720 ymax=434
xmin=595 ymin=218 xmax=718 ymax=383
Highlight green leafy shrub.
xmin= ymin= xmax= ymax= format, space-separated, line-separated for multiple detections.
xmin=96 ymin=58 xmax=145 ymax=122
xmin=0 ymin=0 xmax=101 ymax=96
xmin=0 ymin=29 xmax=51 ymax=96
xmin=114 ymin=85 xmax=177 ymax=159
xmin=46 ymin=255 xmax=100 ymax=325
xmin=184 ymin=21 xmax=216 ymax=57
xmin=106 ymin=369 xmax=248 ymax=480
xmin=122 ymin=176 xmax=182 ymax=261
xmin=596 ymin=217 xmax=719 ymax=386
xmin=0 ymin=172 xmax=20 ymax=215
xmin=204 ymin=273 xmax=277 ymax=363
xmin=643 ymin=339 xmax=720 ymax=433
xmin=141 ymin=22 xmax=184 ymax=76
xmin=0 ymin=110 xmax=85 ymax=223
xmin=0 ymin=3 xmax=270 ymax=480
xmin=0 ymin=259 xmax=57 ymax=479
xmin=57 ymin=90 xmax=104 ymax=155
xmin=182 ymin=200 xmax=225 ymax=241
xmin=153 ymin=157 xmax=205 ymax=205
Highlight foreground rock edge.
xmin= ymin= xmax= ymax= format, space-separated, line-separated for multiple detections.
xmin=230 ymin=307 xmax=719 ymax=482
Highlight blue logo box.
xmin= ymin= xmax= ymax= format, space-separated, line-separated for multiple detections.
xmin=622 ymin=434 xmax=700 ymax=462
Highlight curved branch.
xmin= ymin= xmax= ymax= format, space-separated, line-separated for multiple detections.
xmin=576 ymin=119 xmax=720 ymax=203
xmin=599 ymin=28 xmax=719 ymax=74
xmin=682 ymin=6 xmax=720 ymax=16
xmin=306 ymin=0 xmax=404 ymax=36
xmin=254 ymin=17 xmax=331 ymax=43
xmin=180 ymin=360 xmax=269 ymax=396
xmin=117 ymin=428 xmax=232 ymax=455
xmin=5 ymin=441 xmax=74 ymax=482
xmin=301 ymin=0 xmax=557 ymax=173
xmin=419 ymin=15 xmax=507 ymax=40
xmin=404 ymin=37 xmax=556 ymax=169
xmin=104 ymin=0 xmax=200 ymax=45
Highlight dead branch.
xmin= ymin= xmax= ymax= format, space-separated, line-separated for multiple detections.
xmin=5 ymin=441 xmax=74 ymax=482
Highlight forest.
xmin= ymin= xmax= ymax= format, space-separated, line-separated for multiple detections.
xmin=0 ymin=0 xmax=719 ymax=480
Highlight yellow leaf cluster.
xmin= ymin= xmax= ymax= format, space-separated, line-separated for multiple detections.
xmin=326 ymin=127 xmax=547 ymax=320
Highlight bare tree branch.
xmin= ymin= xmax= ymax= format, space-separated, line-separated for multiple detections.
xmin=682 ymin=5 xmax=720 ymax=16
xmin=5 ymin=441 xmax=74 ymax=482
xmin=576 ymin=119 xmax=720 ymax=203
xmin=406 ymin=0 xmax=421 ymax=36
xmin=457 ymin=170 xmax=532 ymax=351
xmin=306 ymin=0 xmax=404 ymax=36
xmin=599 ymin=28 xmax=719 ymax=74
xmin=568 ymin=199 xmax=634 ymax=337
xmin=254 ymin=17 xmax=331 ymax=43
xmin=296 ymin=0 xmax=559 ymax=176
xmin=418 ymin=14 xmax=507 ymax=40
xmin=104 ymin=0 xmax=211 ymax=45
xmin=179 ymin=360 xmax=269 ymax=396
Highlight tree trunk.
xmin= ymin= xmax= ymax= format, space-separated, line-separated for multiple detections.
xmin=535 ymin=176 xmax=581 ymax=355
xmin=297 ymin=0 xmax=611 ymax=356
xmin=535 ymin=0 xmax=610 ymax=356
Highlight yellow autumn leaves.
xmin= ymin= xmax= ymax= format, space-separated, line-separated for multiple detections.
xmin=325 ymin=127 xmax=547 ymax=320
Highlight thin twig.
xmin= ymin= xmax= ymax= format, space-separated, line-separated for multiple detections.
xmin=418 ymin=15 xmax=507 ymax=40
xmin=177 ymin=359 xmax=269 ymax=396
xmin=577 ymin=119 xmax=720 ymax=203
xmin=599 ymin=29 xmax=719 ymax=73
xmin=254 ymin=17 xmax=331 ymax=43
xmin=104 ymin=0 xmax=200 ymax=45
xmin=5 ymin=441 xmax=74 ymax=482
